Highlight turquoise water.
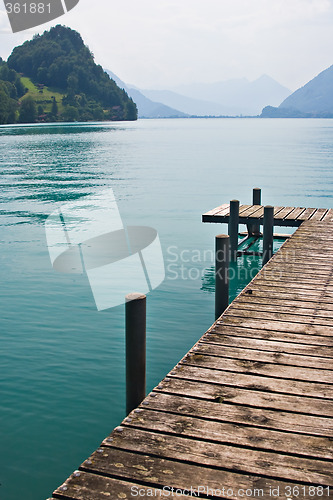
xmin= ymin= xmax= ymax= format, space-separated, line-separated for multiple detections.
xmin=0 ymin=118 xmax=333 ymax=500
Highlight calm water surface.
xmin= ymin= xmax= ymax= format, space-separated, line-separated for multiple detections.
xmin=0 ymin=118 xmax=333 ymax=500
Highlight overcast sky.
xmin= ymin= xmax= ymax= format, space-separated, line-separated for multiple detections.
xmin=1 ymin=0 xmax=333 ymax=91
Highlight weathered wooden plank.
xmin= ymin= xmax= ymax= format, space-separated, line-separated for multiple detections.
xmin=202 ymin=331 xmax=333 ymax=357
xmin=53 ymin=471 xmax=178 ymax=500
xmin=277 ymin=243 xmax=333 ymax=251
xmin=225 ymin=307 xmax=333 ymax=327
xmin=279 ymin=253 xmax=333 ymax=264
xmin=195 ymin=342 xmax=333 ymax=369
xmin=243 ymin=283 xmax=333 ymax=301
xmin=273 ymin=206 xmax=285 ymax=216
xmin=81 ymin=447 xmax=325 ymax=500
xmin=172 ymin=363 xmax=333 ymax=399
xmin=296 ymin=208 xmax=317 ymax=221
xmin=250 ymin=206 xmax=265 ymax=219
xmin=203 ymin=203 xmax=229 ymax=216
xmin=310 ymin=208 xmax=329 ymax=221
xmin=235 ymin=294 xmax=333 ymax=311
xmin=289 ymin=228 xmax=333 ymax=235
xmin=273 ymin=206 xmax=296 ymax=220
xmin=246 ymin=277 xmax=333 ymax=293
xmin=239 ymin=204 xmax=254 ymax=215
xmin=238 ymin=204 xmax=262 ymax=217
xmin=268 ymin=263 xmax=333 ymax=274
xmin=259 ymin=268 xmax=333 ymax=279
xmin=102 ymin=427 xmax=333 ymax=485
xmin=231 ymin=301 xmax=333 ymax=320
xmin=322 ymin=208 xmax=333 ymax=221
xmin=139 ymin=392 xmax=333 ymax=436
xmin=184 ymin=351 xmax=333 ymax=384
xmin=293 ymin=229 xmax=333 ymax=236
xmin=284 ymin=207 xmax=306 ymax=220
xmin=123 ymin=408 xmax=332 ymax=459
xmin=265 ymin=258 xmax=333 ymax=270
xmin=273 ymin=248 xmax=333 ymax=257
xmin=257 ymin=272 xmax=333 ymax=286
xmin=210 ymin=324 xmax=333 ymax=346
xmin=286 ymin=238 xmax=333 ymax=245
xmin=284 ymin=244 xmax=333 ymax=251
xmin=239 ymin=280 xmax=333 ymax=298
xmin=156 ymin=377 xmax=333 ymax=416
xmin=218 ymin=315 xmax=333 ymax=337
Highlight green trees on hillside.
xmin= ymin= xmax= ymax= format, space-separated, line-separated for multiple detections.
xmin=0 ymin=26 xmax=137 ymax=124
xmin=19 ymin=95 xmax=37 ymax=123
xmin=0 ymin=81 xmax=18 ymax=124
xmin=6 ymin=25 xmax=137 ymax=123
xmin=0 ymin=58 xmax=24 ymax=124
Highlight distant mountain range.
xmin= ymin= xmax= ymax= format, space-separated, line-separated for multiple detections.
xmin=141 ymin=75 xmax=291 ymax=116
xmin=261 ymin=65 xmax=333 ymax=118
xmin=105 ymin=70 xmax=188 ymax=118
xmin=107 ymin=64 xmax=333 ymax=119
xmin=106 ymin=71 xmax=291 ymax=118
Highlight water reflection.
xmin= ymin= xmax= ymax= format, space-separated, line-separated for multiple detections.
xmin=0 ymin=123 xmax=129 ymax=225
xmin=201 ymin=238 xmax=285 ymax=301
xmin=0 ymin=122 xmax=124 ymax=136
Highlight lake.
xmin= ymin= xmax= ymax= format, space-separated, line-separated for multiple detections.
xmin=1 ymin=118 xmax=333 ymax=500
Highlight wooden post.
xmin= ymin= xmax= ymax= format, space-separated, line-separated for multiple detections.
xmin=247 ymin=188 xmax=261 ymax=237
xmin=125 ymin=293 xmax=146 ymax=414
xmin=253 ymin=187 xmax=261 ymax=206
xmin=263 ymin=205 xmax=274 ymax=266
xmin=252 ymin=188 xmax=261 ymax=236
xmin=228 ymin=200 xmax=239 ymax=261
xmin=215 ymin=234 xmax=229 ymax=320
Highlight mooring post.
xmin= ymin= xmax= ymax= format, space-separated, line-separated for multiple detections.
xmin=253 ymin=187 xmax=261 ymax=206
xmin=263 ymin=205 xmax=274 ymax=266
xmin=228 ymin=199 xmax=239 ymax=261
xmin=247 ymin=187 xmax=262 ymax=237
xmin=215 ymin=234 xmax=230 ymax=320
xmin=252 ymin=188 xmax=261 ymax=236
xmin=125 ymin=293 xmax=146 ymax=415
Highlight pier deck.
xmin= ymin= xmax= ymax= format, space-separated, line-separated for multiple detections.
xmin=51 ymin=221 xmax=333 ymax=500
xmin=202 ymin=203 xmax=333 ymax=226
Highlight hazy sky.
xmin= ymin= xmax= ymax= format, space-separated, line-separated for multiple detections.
xmin=1 ymin=0 xmax=333 ymax=91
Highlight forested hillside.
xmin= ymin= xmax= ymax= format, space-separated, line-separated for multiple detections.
xmin=0 ymin=25 xmax=137 ymax=124
xmin=0 ymin=58 xmax=25 ymax=124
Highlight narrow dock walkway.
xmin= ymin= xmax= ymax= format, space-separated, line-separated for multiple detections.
xmin=202 ymin=203 xmax=333 ymax=226
xmin=51 ymin=221 xmax=333 ymax=500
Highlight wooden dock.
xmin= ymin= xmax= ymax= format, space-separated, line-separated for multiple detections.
xmin=202 ymin=203 xmax=333 ymax=226
xmin=50 ymin=220 xmax=333 ymax=500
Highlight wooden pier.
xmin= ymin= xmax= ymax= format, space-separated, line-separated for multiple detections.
xmin=50 ymin=219 xmax=333 ymax=500
xmin=202 ymin=203 xmax=333 ymax=226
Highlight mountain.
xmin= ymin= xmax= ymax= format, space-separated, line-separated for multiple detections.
xmin=139 ymin=75 xmax=291 ymax=116
xmin=279 ymin=65 xmax=333 ymax=115
xmin=138 ymin=89 xmax=236 ymax=116
xmin=261 ymin=65 xmax=333 ymax=118
xmin=105 ymin=70 xmax=187 ymax=118
xmin=4 ymin=25 xmax=137 ymax=123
